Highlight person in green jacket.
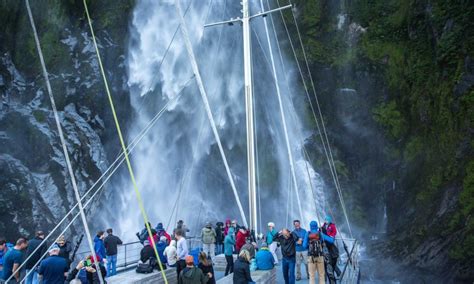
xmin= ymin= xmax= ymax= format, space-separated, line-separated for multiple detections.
xmin=179 ymin=255 xmax=208 ymax=284
xmin=224 ymin=227 xmax=235 ymax=276
xmin=266 ymin=222 xmax=279 ymax=265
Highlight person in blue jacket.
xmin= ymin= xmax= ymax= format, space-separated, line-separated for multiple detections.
xmin=303 ymin=221 xmax=326 ymax=284
xmin=94 ymin=231 xmax=106 ymax=261
xmin=256 ymin=242 xmax=274 ymax=270
xmin=293 ymin=219 xmax=308 ymax=280
xmin=0 ymin=238 xmax=14 ymax=279
xmin=156 ymin=236 xmax=168 ymax=269
xmin=224 ymin=227 xmax=235 ymax=276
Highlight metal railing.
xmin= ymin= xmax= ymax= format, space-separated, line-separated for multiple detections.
xmin=74 ymin=237 xmax=203 ymax=271
xmin=74 ymin=241 xmax=142 ymax=270
xmin=336 ymin=238 xmax=360 ymax=284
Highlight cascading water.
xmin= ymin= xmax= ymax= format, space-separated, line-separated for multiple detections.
xmin=118 ymin=0 xmax=327 ymax=238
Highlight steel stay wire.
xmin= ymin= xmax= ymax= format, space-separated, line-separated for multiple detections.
xmin=273 ymin=0 xmax=353 ymax=237
xmin=18 ymin=1 xmax=104 ymax=283
xmin=18 ymin=76 xmax=194 ymax=283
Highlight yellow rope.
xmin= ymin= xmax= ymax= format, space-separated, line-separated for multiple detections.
xmin=82 ymin=1 xmax=168 ymax=281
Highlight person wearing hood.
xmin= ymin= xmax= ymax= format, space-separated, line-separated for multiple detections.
xmin=178 ymin=255 xmax=208 ymax=284
xmin=164 ymin=240 xmax=178 ymax=268
xmin=303 ymin=221 xmax=325 ymax=284
xmin=93 ymin=231 xmax=106 ymax=261
xmin=233 ymin=249 xmax=254 ymax=284
xmin=155 ymin=223 xmax=172 ymax=245
xmin=235 ymin=227 xmax=249 ymax=253
xmin=321 ymin=215 xmax=340 ymax=282
xmin=223 ymin=219 xmax=231 ymax=236
xmin=223 ymin=227 xmax=235 ymax=276
xmin=201 ymin=223 xmax=216 ymax=258
xmin=156 ymin=236 xmax=168 ymax=269
xmin=266 ymin=222 xmax=279 ymax=265
xmin=256 ymin=242 xmax=274 ymax=270
xmin=215 ymin=222 xmax=224 ymax=255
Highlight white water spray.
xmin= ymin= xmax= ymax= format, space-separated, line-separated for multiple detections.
xmin=118 ymin=0 xmax=327 ymax=237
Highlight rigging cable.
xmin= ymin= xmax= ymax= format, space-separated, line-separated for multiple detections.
xmin=174 ymin=0 xmax=248 ymax=228
xmin=17 ymin=79 xmax=193 ymax=277
xmin=274 ymin=0 xmax=353 ymax=237
xmin=83 ymin=0 xmax=168 ymax=278
xmin=18 ymin=1 xmax=104 ymax=283
xmin=264 ymin=0 xmax=321 ymax=225
xmin=286 ymin=0 xmax=352 ymax=237
xmin=258 ymin=0 xmax=304 ymax=223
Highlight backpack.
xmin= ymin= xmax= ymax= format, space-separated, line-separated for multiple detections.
xmin=307 ymin=232 xmax=323 ymax=257
xmin=136 ymin=257 xmax=156 ymax=274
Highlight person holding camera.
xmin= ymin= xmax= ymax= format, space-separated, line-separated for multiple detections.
xmin=66 ymin=255 xmax=106 ymax=284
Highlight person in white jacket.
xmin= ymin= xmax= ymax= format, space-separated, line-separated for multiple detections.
xmin=164 ymin=240 xmax=178 ymax=267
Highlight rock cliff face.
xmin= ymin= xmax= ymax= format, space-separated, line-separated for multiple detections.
xmin=0 ymin=1 xmax=134 ymax=240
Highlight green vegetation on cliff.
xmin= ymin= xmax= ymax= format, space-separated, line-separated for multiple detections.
xmin=286 ymin=0 xmax=473 ymax=273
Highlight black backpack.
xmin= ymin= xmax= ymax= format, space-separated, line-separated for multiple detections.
xmin=136 ymin=257 xmax=157 ymax=274
xmin=307 ymin=232 xmax=323 ymax=257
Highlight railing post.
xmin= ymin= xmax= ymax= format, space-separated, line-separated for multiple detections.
xmin=124 ymin=243 xmax=127 ymax=267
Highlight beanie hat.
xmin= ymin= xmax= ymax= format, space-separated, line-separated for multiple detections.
xmin=156 ymin=223 xmax=164 ymax=230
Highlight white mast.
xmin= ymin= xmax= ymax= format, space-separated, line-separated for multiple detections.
xmin=205 ymin=1 xmax=292 ymax=237
xmin=242 ymin=0 xmax=258 ymax=235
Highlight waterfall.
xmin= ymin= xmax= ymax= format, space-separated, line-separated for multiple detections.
xmin=118 ymin=0 xmax=326 ymax=238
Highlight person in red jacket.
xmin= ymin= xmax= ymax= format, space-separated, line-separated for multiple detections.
xmin=235 ymin=227 xmax=249 ymax=253
xmin=155 ymin=223 xmax=172 ymax=245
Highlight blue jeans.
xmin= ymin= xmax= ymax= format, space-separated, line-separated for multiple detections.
xmin=282 ymin=257 xmax=296 ymax=284
xmin=106 ymin=255 xmax=117 ymax=276
xmin=216 ymin=243 xmax=224 ymax=255
xmin=25 ymin=269 xmax=39 ymax=284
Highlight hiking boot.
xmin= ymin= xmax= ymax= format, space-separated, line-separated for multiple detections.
xmin=296 ymin=277 xmax=301 ymax=281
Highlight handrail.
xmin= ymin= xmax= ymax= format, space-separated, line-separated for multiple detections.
xmin=74 ymin=237 xmax=204 ymax=271
xmin=339 ymin=239 xmax=358 ymax=282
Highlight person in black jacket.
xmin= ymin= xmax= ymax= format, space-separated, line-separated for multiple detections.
xmin=103 ymin=228 xmax=122 ymax=277
xmin=215 ymin=222 xmax=224 ymax=255
xmin=233 ymin=249 xmax=254 ymax=284
xmin=275 ymin=228 xmax=298 ymax=284
xmin=24 ymin=230 xmax=47 ymax=284
xmin=197 ymin=251 xmax=215 ymax=284
xmin=56 ymin=235 xmax=72 ymax=266
xmin=66 ymin=256 xmax=107 ymax=284
xmin=140 ymin=240 xmax=155 ymax=263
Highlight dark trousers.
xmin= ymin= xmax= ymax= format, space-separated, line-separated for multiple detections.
xmin=225 ymin=255 xmax=234 ymax=276
xmin=282 ymin=256 xmax=296 ymax=284
xmin=176 ymin=259 xmax=186 ymax=280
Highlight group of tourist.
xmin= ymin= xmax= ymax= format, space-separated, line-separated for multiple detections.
xmin=0 ymin=228 xmax=122 ymax=284
xmin=0 ymin=215 xmax=341 ymax=284
xmin=136 ymin=216 xmax=340 ymax=284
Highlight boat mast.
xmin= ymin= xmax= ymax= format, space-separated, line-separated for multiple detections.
xmin=205 ymin=1 xmax=292 ymax=237
xmin=242 ymin=0 xmax=258 ymax=236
